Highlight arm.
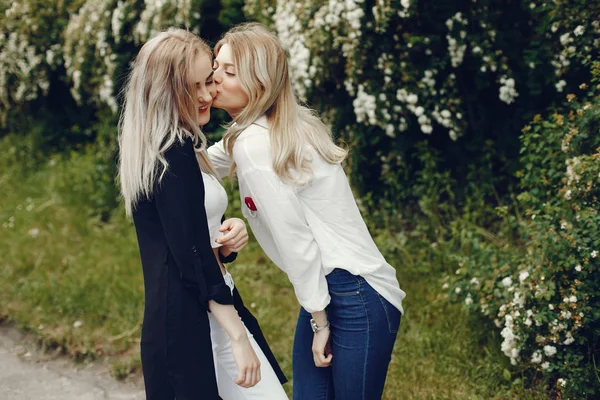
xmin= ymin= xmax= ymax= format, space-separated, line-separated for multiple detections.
xmin=153 ymin=138 xmax=233 ymax=307
xmin=207 ymin=140 xmax=234 ymax=179
xmin=208 ymin=300 xmax=261 ymax=387
xmin=242 ymin=168 xmax=330 ymax=313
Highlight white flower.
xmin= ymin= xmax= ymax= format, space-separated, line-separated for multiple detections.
xmin=561 ymin=310 xmax=572 ymax=319
xmin=470 ymin=278 xmax=480 ymax=285
xmin=455 ymin=287 xmax=461 ymax=294
xmin=531 ymin=214 xmax=536 ymax=220
xmin=502 ymin=277 xmax=513 ymax=287
xmin=575 ymin=265 xmax=582 ymax=272
xmin=414 ymin=106 xmax=425 ymax=116
xmin=555 ymin=80 xmax=567 ymax=92
xmin=449 ymin=130 xmax=458 ymax=141
xmin=591 ymin=250 xmax=598 ymax=258
xmin=564 ymin=189 xmax=572 ymax=200
xmin=519 ymin=271 xmax=529 ymax=282
xmin=541 ymin=361 xmax=550 ymax=370
xmin=557 ymin=378 xmax=567 ymax=387
xmin=73 ymin=320 xmax=83 ymax=328
xmin=569 ymin=296 xmax=577 ymax=303
xmin=401 ymin=0 xmax=410 ymax=9
xmin=499 ymin=77 xmax=519 ymax=104
xmin=28 ymin=228 xmax=39 ymax=238
xmin=543 ymin=345 xmax=557 ymax=357
xmin=560 ymin=33 xmax=572 ymax=46
xmin=442 ymin=282 xmax=449 ymax=289
xmin=465 ymin=296 xmax=473 ymax=305
xmin=564 ymin=333 xmax=575 ymax=345
xmin=421 ymin=125 xmax=433 ymax=134
xmin=573 ymin=25 xmax=585 ymax=36
xmin=560 ymin=221 xmax=567 ymax=230
xmin=531 ymin=351 xmax=542 ymax=364
xmin=385 ymin=124 xmax=396 ymax=138
xmin=406 ymin=94 xmax=418 ymax=104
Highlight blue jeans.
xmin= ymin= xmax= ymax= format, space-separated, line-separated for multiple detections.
xmin=292 ymin=269 xmax=401 ymax=400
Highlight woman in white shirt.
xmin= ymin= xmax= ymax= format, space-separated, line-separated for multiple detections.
xmin=208 ymin=23 xmax=406 ymax=400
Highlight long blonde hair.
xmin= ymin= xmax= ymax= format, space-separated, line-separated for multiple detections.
xmin=215 ymin=23 xmax=347 ymax=182
xmin=118 ymin=28 xmax=217 ymax=216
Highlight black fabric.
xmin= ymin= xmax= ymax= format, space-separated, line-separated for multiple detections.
xmin=132 ymin=137 xmax=230 ymax=399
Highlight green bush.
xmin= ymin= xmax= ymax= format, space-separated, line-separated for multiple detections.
xmin=244 ymin=0 xmax=600 ymax=222
xmin=446 ymin=62 xmax=600 ymax=398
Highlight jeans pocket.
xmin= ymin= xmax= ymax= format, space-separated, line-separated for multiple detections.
xmin=376 ymin=293 xmax=401 ymax=334
xmin=327 ymin=269 xmax=361 ymax=297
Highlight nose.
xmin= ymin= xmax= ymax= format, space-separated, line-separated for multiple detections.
xmin=213 ymin=68 xmax=223 ymax=84
xmin=197 ymin=86 xmax=212 ymax=103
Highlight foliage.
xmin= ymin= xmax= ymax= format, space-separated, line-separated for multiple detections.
xmin=0 ymin=135 xmax=552 ymax=397
xmin=244 ymin=0 xmax=600 ymax=215
xmin=0 ymin=0 xmax=246 ymax=150
xmin=446 ymin=62 xmax=600 ymax=398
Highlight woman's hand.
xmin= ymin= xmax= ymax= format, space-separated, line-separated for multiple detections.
xmin=312 ymin=327 xmax=333 ymax=368
xmin=231 ymin=336 xmax=262 ymax=387
xmin=216 ymin=218 xmax=248 ymax=253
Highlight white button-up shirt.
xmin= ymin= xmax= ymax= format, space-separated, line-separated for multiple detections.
xmin=208 ymin=116 xmax=405 ymax=314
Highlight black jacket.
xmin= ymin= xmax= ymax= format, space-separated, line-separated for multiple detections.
xmin=132 ymin=137 xmax=285 ymax=399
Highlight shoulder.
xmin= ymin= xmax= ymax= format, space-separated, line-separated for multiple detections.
xmin=234 ymin=123 xmax=272 ymax=171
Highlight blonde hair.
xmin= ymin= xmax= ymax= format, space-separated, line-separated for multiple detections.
xmin=118 ymin=28 xmax=217 ymax=216
xmin=215 ymin=23 xmax=347 ymax=182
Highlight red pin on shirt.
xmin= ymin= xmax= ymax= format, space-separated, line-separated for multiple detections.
xmin=244 ymin=197 xmax=257 ymax=212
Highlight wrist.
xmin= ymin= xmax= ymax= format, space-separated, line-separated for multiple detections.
xmin=310 ymin=310 xmax=328 ymax=326
xmin=310 ymin=318 xmax=330 ymax=333
xmin=219 ymin=247 xmax=233 ymax=257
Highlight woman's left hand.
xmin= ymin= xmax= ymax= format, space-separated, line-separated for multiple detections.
xmin=216 ymin=218 xmax=249 ymax=253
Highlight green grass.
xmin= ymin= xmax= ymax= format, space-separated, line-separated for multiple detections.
xmin=0 ymin=139 xmax=550 ymax=399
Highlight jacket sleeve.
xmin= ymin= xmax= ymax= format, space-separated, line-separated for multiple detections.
xmin=153 ymin=139 xmax=233 ymax=308
xmin=207 ymin=140 xmax=234 ymax=179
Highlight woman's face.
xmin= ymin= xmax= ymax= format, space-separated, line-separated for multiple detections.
xmin=191 ymin=52 xmax=216 ymax=126
xmin=212 ymin=43 xmax=249 ymax=117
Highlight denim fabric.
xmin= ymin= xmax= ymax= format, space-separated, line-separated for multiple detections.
xmin=292 ymin=269 xmax=401 ymax=400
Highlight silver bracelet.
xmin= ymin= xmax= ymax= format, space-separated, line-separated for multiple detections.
xmin=310 ymin=318 xmax=330 ymax=333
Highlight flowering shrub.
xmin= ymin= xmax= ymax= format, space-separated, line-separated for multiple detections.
xmin=0 ymin=0 xmax=242 ymax=146
xmin=446 ymin=62 xmax=600 ymax=397
xmin=245 ymin=0 xmax=599 ymax=211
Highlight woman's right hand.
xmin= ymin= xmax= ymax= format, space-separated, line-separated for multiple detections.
xmin=230 ymin=336 xmax=262 ymax=388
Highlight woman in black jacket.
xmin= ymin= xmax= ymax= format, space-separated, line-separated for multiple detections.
xmin=118 ymin=28 xmax=286 ymax=399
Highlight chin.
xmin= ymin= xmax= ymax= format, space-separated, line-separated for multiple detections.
xmin=197 ymin=112 xmax=211 ymax=126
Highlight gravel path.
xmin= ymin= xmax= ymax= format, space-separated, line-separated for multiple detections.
xmin=0 ymin=324 xmax=145 ymax=400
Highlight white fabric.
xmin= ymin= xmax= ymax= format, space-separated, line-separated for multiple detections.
xmin=208 ymin=273 xmax=288 ymax=400
xmin=202 ymin=172 xmax=228 ymax=248
xmin=207 ymin=116 xmax=406 ymax=314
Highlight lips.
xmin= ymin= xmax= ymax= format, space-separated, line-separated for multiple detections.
xmin=198 ymin=104 xmax=210 ymax=114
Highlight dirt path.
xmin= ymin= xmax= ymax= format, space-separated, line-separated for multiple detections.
xmin=0 ymin=324 xmax=144 ymax=400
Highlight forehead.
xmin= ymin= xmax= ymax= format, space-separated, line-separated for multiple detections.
xmin=216 ymin=43 xmax=233 ymax=61
xmin=191 ymin=53 xmax=212 ymax=80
